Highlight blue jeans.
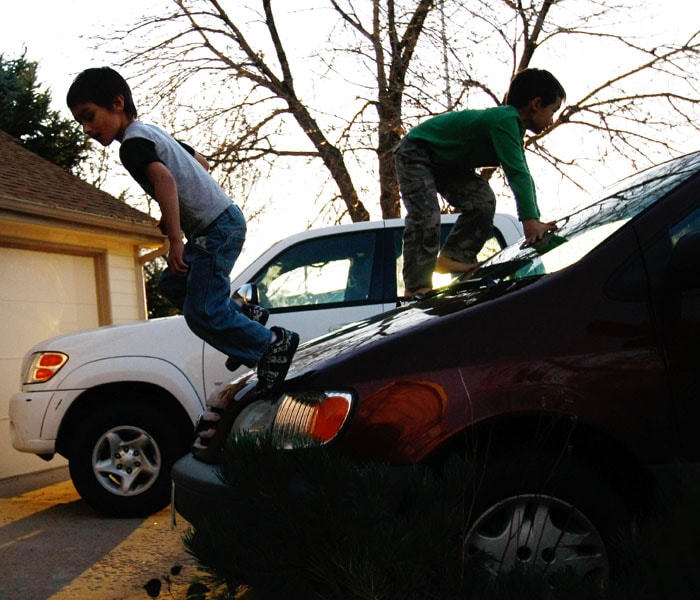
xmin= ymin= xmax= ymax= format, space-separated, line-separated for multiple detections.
xmin=159 ymin=205 xmax=271 ymax=367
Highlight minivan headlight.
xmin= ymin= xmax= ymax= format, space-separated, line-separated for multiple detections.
xmin=234 ymin=390 xmax=353 ymax=448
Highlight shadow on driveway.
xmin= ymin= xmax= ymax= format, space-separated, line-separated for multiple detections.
xmin=0 ymin=479 xmax=199 ymax=600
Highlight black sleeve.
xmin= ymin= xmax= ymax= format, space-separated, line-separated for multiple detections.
xmin=121 ymin=138 xmax=195 ymax=174
xmin=119 ymin=137 xmax=161 ymax=194
xmin=120 ymin=137 xmax=197 ymax=201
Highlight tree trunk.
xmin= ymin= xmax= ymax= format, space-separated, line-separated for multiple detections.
xmin=286 ymin=97 xmax=370 ymax=222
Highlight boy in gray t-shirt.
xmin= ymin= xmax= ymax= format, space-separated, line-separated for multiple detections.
xmin=67 ymin=67 xmax=297 ymax=393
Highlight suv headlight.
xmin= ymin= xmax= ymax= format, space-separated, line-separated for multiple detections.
xmin=234 ymin=390 xmax=354 ymax=448
xmin=23 ymin=352 xmax=69 ymax=384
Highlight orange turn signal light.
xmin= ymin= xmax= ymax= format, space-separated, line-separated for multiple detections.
xmin=309 ymin=394 xmax=352 ymax=442
xmin=26 ymin=352 xmax=68 ymax=384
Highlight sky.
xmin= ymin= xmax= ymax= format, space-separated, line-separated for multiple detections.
xmin=2 ymin=0 xmax=699 ymax=262
xmin=2 ymin=1 xmax=153 ymax=111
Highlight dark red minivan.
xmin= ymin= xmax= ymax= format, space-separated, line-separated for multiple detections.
xmin=173 ymin=150 xmax=700 ymax=582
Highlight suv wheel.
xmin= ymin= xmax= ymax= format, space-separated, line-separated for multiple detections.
xmin=68 ymin=399 xmax=187 ymax=517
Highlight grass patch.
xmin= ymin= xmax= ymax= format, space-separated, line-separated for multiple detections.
xmin=181 ymin=436 xmax=700 ymax=600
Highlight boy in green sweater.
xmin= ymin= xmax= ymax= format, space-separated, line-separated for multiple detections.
xmin=395 ymin=68 xmax=566 ymax=297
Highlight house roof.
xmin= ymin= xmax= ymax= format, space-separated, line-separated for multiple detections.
xmin=0 ymin=130 xmax=162 ymax=239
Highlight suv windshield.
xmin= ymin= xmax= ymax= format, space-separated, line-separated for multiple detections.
xmin=478 ymin=151 xmax=700 ymax=283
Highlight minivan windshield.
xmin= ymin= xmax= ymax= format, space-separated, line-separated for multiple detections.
xmin=477 ymin=151 xmax=700 ymax=283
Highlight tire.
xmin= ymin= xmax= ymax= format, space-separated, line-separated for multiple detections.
xmin=464 ymin=451 xmax=631 ymax=586
xmin=68 ymin=399 xmax=188 ymax=517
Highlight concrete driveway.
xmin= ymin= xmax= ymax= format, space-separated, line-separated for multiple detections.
xmin=0 ymin=470 xmax=204 ymax=600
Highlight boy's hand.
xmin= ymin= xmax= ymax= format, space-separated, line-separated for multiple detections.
xmin=146 ymin=162 xmax=187 ymax=274
xmin=521 ymin=219 xmax=558 ymax=248
xmin=167 ymin=237 xmax=188 ymax=275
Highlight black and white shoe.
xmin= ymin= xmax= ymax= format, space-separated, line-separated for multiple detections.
xmin=225 ymin=303 xmax=271 ymax=372
xmin=255 ymin=326 xmax=299 ymax=393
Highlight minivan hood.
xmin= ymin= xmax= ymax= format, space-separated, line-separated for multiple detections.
xmin=285 ymin=276 xmax=535 ymax=380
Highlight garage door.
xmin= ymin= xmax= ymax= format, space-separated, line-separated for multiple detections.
xmin=0 ymin=246 xmax=99 ymax=478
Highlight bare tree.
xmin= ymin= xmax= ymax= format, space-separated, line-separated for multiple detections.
xmin=119 ymin=0 xmax=434 ymax=222
xmin=111 ymin=0 xmax=699 ymax=222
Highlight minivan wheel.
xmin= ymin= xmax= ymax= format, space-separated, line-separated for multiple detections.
xmin=464 ymin=452 xmax=630 ymax=586
xmin=466 ymin=493 xmax=608 ymax=583
xmin=68 ymin=400 xmax=187 ymax=517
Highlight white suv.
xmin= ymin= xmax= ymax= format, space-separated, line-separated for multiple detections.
xmin=9 ymin=214 xmax=522 ymax=516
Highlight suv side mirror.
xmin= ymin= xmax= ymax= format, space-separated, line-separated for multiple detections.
xmin=232 ymin=283 xmax=260 ymax=305
xmin=665 ymin=231 xmax=700 ymax=292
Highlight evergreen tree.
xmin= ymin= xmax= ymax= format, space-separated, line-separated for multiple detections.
xmin=0 ymin=52 xmax=90 ymax=172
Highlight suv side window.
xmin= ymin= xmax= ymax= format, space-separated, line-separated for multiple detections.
xmin=252 ymin=231 xmax=379 ymax=309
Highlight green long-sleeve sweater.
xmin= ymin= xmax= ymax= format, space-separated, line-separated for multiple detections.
xmin=406 ymin=105 xmax=539 ymax=221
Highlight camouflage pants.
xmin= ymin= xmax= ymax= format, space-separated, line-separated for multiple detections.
xmin=394 ymin=137 xmax=496 ymax=292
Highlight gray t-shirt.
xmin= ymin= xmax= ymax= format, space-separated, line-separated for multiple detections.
xmin=120 ymin=121 xmax=232 ymax=236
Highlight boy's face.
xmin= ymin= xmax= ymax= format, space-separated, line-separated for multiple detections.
xmin=525 ymin=96 xmax=563 ymax=134
xmin=71 ymin=96 xmax=130 ymax=146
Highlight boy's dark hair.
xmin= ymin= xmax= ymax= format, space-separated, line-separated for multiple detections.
xmin=66 ymin=67 xmax=138 ymax=118
xmin=505 ymin=68 xmax=566 ymax=108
